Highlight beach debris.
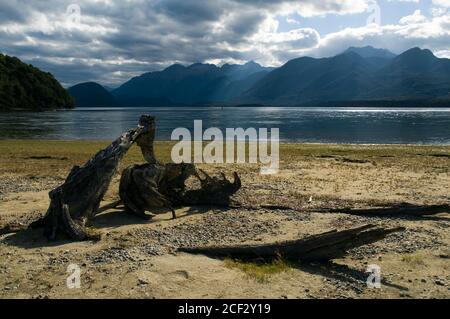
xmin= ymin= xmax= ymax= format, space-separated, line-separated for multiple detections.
xmin=25 ymin=114 xmax=240 ymax=241
xmin=242 ymin=202 xmax=449 ymax=218
xmin=29 ymin=115 xmax=156 ymax=240
xmin=98 ymin=114 xmax=242 ymax=220
xmin=176 ymin=169 xmax=241 ymax=207
xmin=178 ymin=224 xmax=405 ymax=262
xmin=118 ymin=164 xmax=241 ymax=220
xmin=323 ymin=204 xmax=450 ymax=217
xmin=116 ymin=118 xmax=241 ymax=218
xmin=118 ymin=162 xmax=197 ymax=220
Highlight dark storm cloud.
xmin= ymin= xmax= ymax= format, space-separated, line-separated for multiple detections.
xmin=0 ymin=1 xmax=30 ymax=23
xmin=154 ymin=0 xmax=224 ymax=24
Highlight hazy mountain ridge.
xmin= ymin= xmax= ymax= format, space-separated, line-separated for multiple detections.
xmin=68 ymin=82 xmax=120 ymax=108
xmin=241 ymin=51 xmax=384 ymax=104
xmin=344 ymin=46 xmax=397 ymax=59
xmin=112 ymin=61 xmax=272 ymax=106
xmin=241 ymin=47 xmax=450 ymax=105
xmin=363 ymin=48 xmax=450 ymax=100
xmin=69 ymin=46 xmax=450 ymax=107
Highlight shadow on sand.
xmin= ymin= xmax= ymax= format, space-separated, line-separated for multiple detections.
xmin=0 ymin=205 xmax=224 ymax=249
xmin=296 ymin=261 xmax=408 ymax=292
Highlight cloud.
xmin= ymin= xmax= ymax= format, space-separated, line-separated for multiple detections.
xmin=1 ymin=0 xmax=368 ymax=85
xmin=399 ymin=10 xmax=427 ymax=24
xmin=308 ymin=13 xmax=450 ymax=58
xmin=387 ymin=0 xmax=419 ymax=3
xmin=238 ymin=0 xmax=369 ymax=17
xmin=432 ymin=0 xmax=450 ymax=7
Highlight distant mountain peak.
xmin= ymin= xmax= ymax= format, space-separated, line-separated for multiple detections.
xmin=68 ymin=81 xmax=119 ymax=107
xmin=164 ymin=63 xmax=185 ymax=71
xmin=244 ymin=60 xmax=261 ymax=67
xmin=71 ymin=81 xmax=103 ymax=89
xmin=343 ymin=46 xmax=396 ymax=59
xmin=221 ymin=60 xmax=263 ymax=70
xmin=188 ymin=62 xmax=216 ymax=68
xmin=400 ymin=47 xmax=435 ymax=59
xmin=388 ymin=47 xmax=438 ymax=74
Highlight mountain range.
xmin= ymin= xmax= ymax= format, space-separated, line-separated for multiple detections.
xmin=67 ymin=46 xmax=450 ymax=107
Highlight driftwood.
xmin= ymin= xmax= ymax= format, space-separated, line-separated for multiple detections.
xmin=116 ymin=117 xmax=241 ymax=219
xmin=23 ymin=114 xmax=242 ymax=240
xmin=118 ymin=165 xmax=241 ymax=219
xmin=328 ymin=204 xmax=450 ymax=217
xmin=2 ymin=114 xmax=423 ymax=250
xmin=30 ymin=115 xmax=155 ymax=240
xmin=118 ymin=162 xmax=197 ymax=219
xmin=178 ymin=224 xmax=405 ymax=262
xmin=244 ymin=203 xmax=450 ymax=217
xmin=180 ymin=169 xmax=241 ymax=207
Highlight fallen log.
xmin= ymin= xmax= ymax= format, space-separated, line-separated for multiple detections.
xmin=242 ymin=203 xmax=450 ymax=217
xmin=327 ymin=204 xmax=450 ymax=217
xmin=178 ymin=224 xmax=405 ymax=262
xmin=30 ymin=115 xmax=155 ymax=241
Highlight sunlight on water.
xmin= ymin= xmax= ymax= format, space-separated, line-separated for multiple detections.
xmin=0 ymin=107 xmax=449 ymax=144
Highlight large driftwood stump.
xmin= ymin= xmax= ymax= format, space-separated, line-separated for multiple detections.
xmin=178 ymin=224 xmax=405 ymax=262
xmin=31 ymin=115 xmax=156 ymax=240
xmin=119 ymin=165 xmax=241 ymax=219
xmin=119 ymin=162 xmax=197 ymax=219
xmin=115 ymin=116 xmax=241 ymax=219
xmin=25 ymin=114 xmax=242 ymax=240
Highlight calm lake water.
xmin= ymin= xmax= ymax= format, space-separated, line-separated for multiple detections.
xmin=1 ymin=107 xmax=449 ymax=144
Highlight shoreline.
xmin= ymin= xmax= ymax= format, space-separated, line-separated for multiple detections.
xmin=3 ymin=105 xmax=450 ymax=112
xmin=1 ymin=139 xmax=450 ymax=147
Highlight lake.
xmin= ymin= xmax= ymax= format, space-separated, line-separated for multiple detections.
xmin=1 ymin=107 xmax=449 ymax=144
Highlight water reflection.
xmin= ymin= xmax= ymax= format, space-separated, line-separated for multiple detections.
xmin=0 ymin=107 xmax=449 ymax=144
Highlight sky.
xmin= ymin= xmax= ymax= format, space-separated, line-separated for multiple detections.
xmin=0 ymin=0 xmax=449 ymax=87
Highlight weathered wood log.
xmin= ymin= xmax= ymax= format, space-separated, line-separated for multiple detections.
xmin=178 ymin=224 xmax=405 ymax=262
xmin=30 ymin=115 xmax=155 ymax=241
xmin=243 ymin=203 xmax=450 ymax=217
xmin=329 ymin=204 xmax=450 ymax=217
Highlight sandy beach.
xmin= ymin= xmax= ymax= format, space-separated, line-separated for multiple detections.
xmin=0 ymin=140 xmax=449 ymax=298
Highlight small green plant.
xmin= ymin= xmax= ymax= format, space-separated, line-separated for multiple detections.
xmin=224 ymin=258 xmax=293 ymax=283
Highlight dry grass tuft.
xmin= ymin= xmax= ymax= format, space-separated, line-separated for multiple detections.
xmin=224 ymin=258 xmax=293 ymax=283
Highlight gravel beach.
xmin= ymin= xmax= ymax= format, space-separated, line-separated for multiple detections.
xmin=0 ymin=141 xmax=448 ymax=299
